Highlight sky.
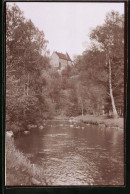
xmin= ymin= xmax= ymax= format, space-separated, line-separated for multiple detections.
xmin=8 ymin=2 xmax=124 ymax=59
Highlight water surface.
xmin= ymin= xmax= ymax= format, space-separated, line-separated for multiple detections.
xmin=14 ymin=120 xmax=124 ymax=186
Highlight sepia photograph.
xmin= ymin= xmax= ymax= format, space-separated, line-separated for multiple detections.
xmin=5 ymin=1 xmax=125 ymax=186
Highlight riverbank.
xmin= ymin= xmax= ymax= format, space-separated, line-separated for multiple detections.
xmin=6 ymin=136 xmax=48 ymax=186
xmin=55 ymin=114 xmax=124 ymax=129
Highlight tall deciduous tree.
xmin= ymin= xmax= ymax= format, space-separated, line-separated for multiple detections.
xmin=6 ymin=4 xmax=50 ymax=129
xmin=90 ymin=11 xmax=124 ymax=118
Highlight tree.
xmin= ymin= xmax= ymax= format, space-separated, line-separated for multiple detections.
xmin=6 ymin=4 xmax=50 ymax=131
xmin=74 ymin=50 xmax=107 ymax=116
xmin=6 ymin=4 xmax=48 ymax=95
xmin=90 ymin=11 xmax=124 ymax=118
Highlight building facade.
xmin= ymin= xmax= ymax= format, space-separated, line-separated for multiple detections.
xmin=50 ymin=51 xmax=73 ymax=70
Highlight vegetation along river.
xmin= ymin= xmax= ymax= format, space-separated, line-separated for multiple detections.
xmin=14 ymin=120 xmax=124 ymax=186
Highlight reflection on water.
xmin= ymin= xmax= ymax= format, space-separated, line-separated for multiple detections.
xmin=14 ymin=120 xmax=124 ymax=186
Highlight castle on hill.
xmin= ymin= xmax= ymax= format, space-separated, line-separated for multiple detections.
xmin=50 ymin=51 xmax=73 ymax=71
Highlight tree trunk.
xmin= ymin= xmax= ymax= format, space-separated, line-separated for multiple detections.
xmin=81 ymin=100 xmax=84 ymax=117
xmin=27 ymin=73 xmax=29 ymax=96
xmin=108 ymin=57 xmax=118 ymax=118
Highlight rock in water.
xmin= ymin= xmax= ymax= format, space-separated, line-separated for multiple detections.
xmin=24 ymin=131 xmax=30 ymax=135
xmin=31 ymin=177 xmax=41 ymax=185
xmin=39 ymin=126 xmax=44 ymax=130
xmin=6 ymin=131 xmax=13 ymax=137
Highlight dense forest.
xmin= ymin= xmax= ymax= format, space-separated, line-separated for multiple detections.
xmin=6 ymin=4 xmax=124 ymax=133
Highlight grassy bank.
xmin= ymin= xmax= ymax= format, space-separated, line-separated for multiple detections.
xmin=6 ymin=136 xmax=48 ymax=186
xmin=55 ymin=114 xmax=124 ymax=129
xmin=74 ymin=115 xmax=124 ymax=129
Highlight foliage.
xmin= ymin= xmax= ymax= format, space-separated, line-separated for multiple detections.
xmin=89 ymin=11 xmax=124 ymax=117
xmin=74 ymin=11 xmax=124 ymax=117
xmin=6 ymin=4 xmax=51 ymax=132
xmin=6 ymin=5 xmax=124 ymax=134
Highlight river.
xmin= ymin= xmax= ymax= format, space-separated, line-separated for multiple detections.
xmin=14 ymin=120 xmax=124 ymax=186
